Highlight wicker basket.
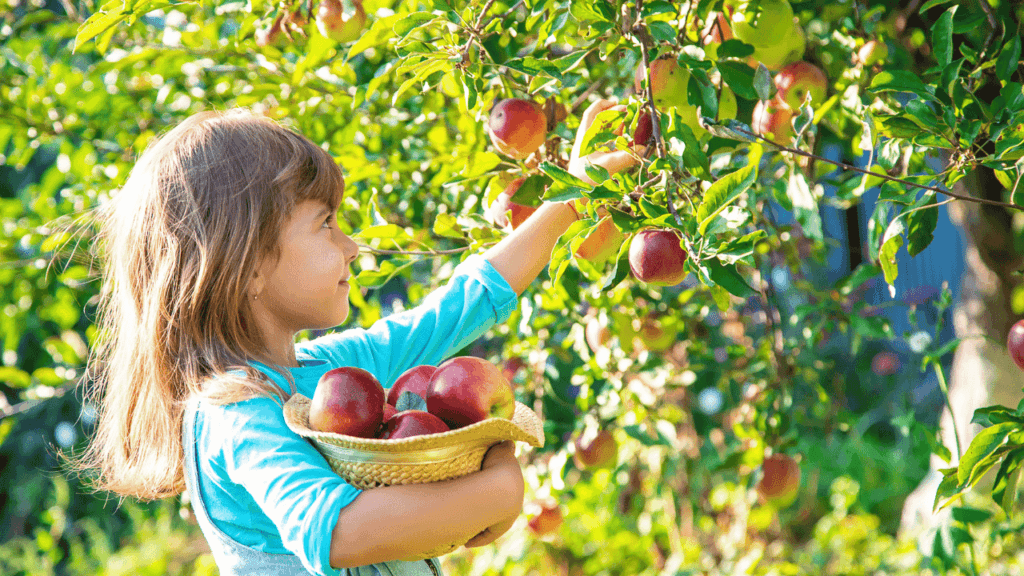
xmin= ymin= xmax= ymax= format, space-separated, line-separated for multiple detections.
xmin=282 ymin=394 xmax=545 ymax=560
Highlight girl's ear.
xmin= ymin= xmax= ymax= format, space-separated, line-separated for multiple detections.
xmin=250 ymin=269 xmax=266 ymax=299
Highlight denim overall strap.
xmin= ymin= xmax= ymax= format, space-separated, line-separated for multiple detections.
xmin=182 ymin=397 xmax=444 ymax=576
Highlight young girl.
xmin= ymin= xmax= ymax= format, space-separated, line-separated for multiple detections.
xmin=73 ymin=101 xmax=638 ymax=575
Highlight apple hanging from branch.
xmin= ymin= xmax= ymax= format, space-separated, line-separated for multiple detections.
xmin=773 ymin=61 xmax=828 ymax=110
xmin=628 ymin=229 xmax=688 ymax=286
xmin=487 ymin=99 xmax=548 ymax=160
xmin=316 ymin=0 xmax=367 ymax=44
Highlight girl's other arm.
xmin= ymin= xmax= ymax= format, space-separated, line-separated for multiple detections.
xmin=483 ymin=99 xmax=642 ymax=295
xmin=328 ymin=442 xmax=523 ymax=569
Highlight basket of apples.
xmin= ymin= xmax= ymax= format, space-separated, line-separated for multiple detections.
xmin=283 ymin=356 xmax=544 ymax=490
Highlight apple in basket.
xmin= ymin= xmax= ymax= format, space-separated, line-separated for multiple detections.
xmin=309 ymin=367 xmax=386 ymax=438
xmin=426 ymin=356 xmax=516 ymax=429
xmin=387 ymin=364 xmax=437 ymax=407
xmin=380 ymin=411 xmax=450 ymax=439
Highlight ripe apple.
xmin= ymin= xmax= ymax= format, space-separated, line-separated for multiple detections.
xmin=309 ymin=367 xmax=385 ymax=438
xmin=487 ymin=99 xmax=547 ymax=160
xmin=700 ymin=12 xmax=733 ymax=61
xmin=774 ymin=61 xmax=827 ymax=110
xmin=575 ymin=216 xmax=625 ymax=264
xmin=584 ymin=312 xmax=612 ymax=355
xmin=634 ymin=56 xmax=693 ymax=111
xmin=488 ymin=177 xmax=539 ymax=230
xmin=379 ymin=410 xmax=450 ymax=440
xmin=628 ymin=229 xmax=688 ymax=286
xmin=870 ymin=351 xmax=901 ymax=376
xmin=383 ymin=402 xmax=398 ymax=422
xmin=316 ymin=0 xmax=367 ymax=44
xmin=526 ymin=500 xmax=563 ymax=536
xmin=858 ymin=39 xmax=889 ymax=66
xmin=756 ymin=453 xmax=801 ymax=505
xmin=752 ymin=98 xmax=794 ymax=144
xmin=386 ymin=365 xmax=437 ymax=407
xmin=631 ymin=110 xmax=654 ymax=147
xmin=426 ymin=356 xmax=516 ymax=429
xmin=1007 ymin=319 xmax=1024 ymax=370
xmin=573 ymin=429 xmax=617 ymax=470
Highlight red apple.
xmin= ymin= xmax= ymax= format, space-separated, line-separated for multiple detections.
xmin=575 ymin=217 xmax=625 ymax=264
xmin=634 ymin=56 xmax=692 ymax=111
xmin=752 ymin=98 xmax=794 ymax=144
xmin=426 ymin=356 xmax=516 ymax=429
xmin=386 ymin=365 xmax=437 ymax=407
xmin=858 ymin=39 xmax=889 ymax=66
xmin=316 ymin=0 xmax=367 ymax=44
xmin=383 ymin=402 xmax=398 ymax=421
xmin=379 ymin=410 xmax=450 ymax=439
xmin=630 ymin=110 xmax=654 ymax=147
xmin=526 ymin=500 xmax=563 ymax=536
xmin=1007 ymin=319 xmax=1024 ymax=371
xmin=309 ymin=367 xmax=385 ymax=438
xmin=584 ymin=313 xmax=612 ymax=355
xmin=487 ymin=99 xmax=547 ymax=160
xmin=628 ymin=229 xmax=688 ymax=286
xmin=756 ymin=453 xmax=801 ymax=505
xmin=870 ymin=351 xmax=900 ymax=376
xmin=774 ymin=61 xmax=827 ymax=110
xmin=573 ymin=429 xmax=617 ymax=470
xmin=488 ymin=177 xmax=539 ymax=229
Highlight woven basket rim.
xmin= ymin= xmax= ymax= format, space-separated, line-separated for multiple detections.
xmin=283 ymin=393 xmax=544 ymax=454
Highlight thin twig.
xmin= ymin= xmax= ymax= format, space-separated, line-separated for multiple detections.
xmin=357 ymin=245 xmax=471 ymax=256
xmin=732 ymin=126 xmax=1024 ymax=212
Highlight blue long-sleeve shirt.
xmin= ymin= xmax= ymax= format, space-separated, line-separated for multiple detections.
xmin=189 ymin=255 xmax=518 ymax=575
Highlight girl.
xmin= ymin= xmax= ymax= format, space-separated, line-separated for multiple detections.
xmin=72 ymin=101 xmax=638 ymax=575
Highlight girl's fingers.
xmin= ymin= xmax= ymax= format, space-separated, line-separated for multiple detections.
xmin=589 ymin=150 xmax=642 ymax=175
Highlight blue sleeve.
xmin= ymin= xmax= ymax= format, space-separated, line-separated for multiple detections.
xmin=208 ymin=398 xmax=362 ymax=576
xmin=297 ymin=254 xmax=518 ymax=387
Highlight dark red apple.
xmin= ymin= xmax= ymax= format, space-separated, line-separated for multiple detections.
xmin=382 ymin=402 xmax=397 ymax=421
xmin=756 ymin=453 xmax=801 ymax=505
xmin=308 ymin=367 xmax=385 ymax=438
xmin=628 ymin=229 xmax=688 ymax=286
xmin=573 ymin=430 xmax=617 ymax=470
xmin=426 ymin=356 xmax=516 ymax=429
xmin=773 ymin=61 xmax=827 ymax=110
xmin=870 ymin=351 xmax=900 ymax=376
xmin=379 ymin=410 xmax=450 ymax=439
xmin=487 ymin=99 xmax=547 ymax=160
xmin=752 ymin=98 xmax=794 ymax=144
xmin=386 ymin=365 xmax=437 ymax=407
xmin=631 ymin=110 xmax=654 ymax=147
xmin=1008 ymin=319 xmax=1024 ymax=371
xmin=526 ymin=500 xmax=563 ymax=536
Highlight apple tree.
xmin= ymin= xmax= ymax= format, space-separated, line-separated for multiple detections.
xmin=3 ymin=0 xmax=1024 ymax=574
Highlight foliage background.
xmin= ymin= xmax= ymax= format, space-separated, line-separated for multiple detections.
xmin=2 ymin=0 xmax=1024 ymax=574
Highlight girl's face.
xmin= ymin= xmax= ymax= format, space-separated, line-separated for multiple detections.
xmin=252 ymin=199 xmax=359 ymax=336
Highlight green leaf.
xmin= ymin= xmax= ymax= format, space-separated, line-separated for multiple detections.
xmin=991 ymin=450 xmax=1024 ymax=515
xmin=432 ymin=213 xmax=464 ymax=239
xmin=0 ymin=366 xmax=32 ymax=388
xmin=74 ymin=2 xmax=132 ymax=52
xmin=716 ymin=60 xmax=757 ymax=100
xmin=879 ymin=218 xmax=905 ymax=286
xmin=395 ymin=390 xmax=428 ymax=412
xmin=754 ymin=63 xmax=773 ymax=101
xmin=905 ymin=193 xmax=938 ymax=257
xmin=346 ymin=12 xmax=405 ymax=60
xmin=706 ymin=259 xmax=754 ymax=297
xmin=788 ymin=171 xmax=823 ymax=241
xmin=623 ymin=424 xmax=672 ymax=447
xmin=931 ymin=6 xmax=958 ymax=68
xmin=696 ymin=163 xmax=758 ymax=236
xmin=957 ymin=421 xmax=1019 ymax=487
xmin=950 ymin=506 xmax=993 ymax=525
xmin=997 ymin=36 xmax=1022 ymax=82
xmin=540 ymin=161 xmax=591 ymax=201
xmin=354 ymin=224 xmax=408 ymax=240
xmin=356 ymin=260 xmax=416 ymax=288
xmin=869 ymin=71 xmax=935 ymax=100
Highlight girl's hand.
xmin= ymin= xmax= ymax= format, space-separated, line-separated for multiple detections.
xmin=463 ymin=514 xmax=516 ymax=548
xmin=465 ymin=441 xmax=523 ymax=548
xmin=568 ymin=99 xmax=645 ymax=186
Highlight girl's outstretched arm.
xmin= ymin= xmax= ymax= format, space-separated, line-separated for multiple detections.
xmin=483 ymin=99 xmax=642 ymax=295
xmin=329 ymin=442 xmax=523 ymax=569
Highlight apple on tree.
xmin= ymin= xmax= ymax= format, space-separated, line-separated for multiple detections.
xmin=487 ymin=177 xmax=539 ymax=230
xmin=309 ymin=367 xmax=386 ymax=438
xmin=573 ymin=429 xmax=617 ymax=470
xmin=752 ymin=98 xmax=795 ymax=144
xmin=487 ymin=99 xmax=548 ymax=160
xmin=525 ymin=499 xmax=563 ymax=536
xmin=426 ymin=356 xmax=516 ymax=429
xmin=1007 ymin=319 xmax=1024 ymax=371
xmin=773 ymin=61 xmax=828 ymax=110
xmin=756 ymin=453 xmax=801 ymax=506
xmin=574 ymin=216 xmax=625 ymax=264
xmin=315 ymin=0 xmax=367 ymax=44
xmin=628 ymin=229 xmax=688 ymax=286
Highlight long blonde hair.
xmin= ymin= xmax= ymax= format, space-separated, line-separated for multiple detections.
xmin=71 ymin=109 xmax=344 ymax=500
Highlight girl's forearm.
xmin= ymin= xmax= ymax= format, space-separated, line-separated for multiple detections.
xmin=329 ymin=465 xmax=524 ymax=569
xmin=483 ymin=201 xmax=578 ymax=295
